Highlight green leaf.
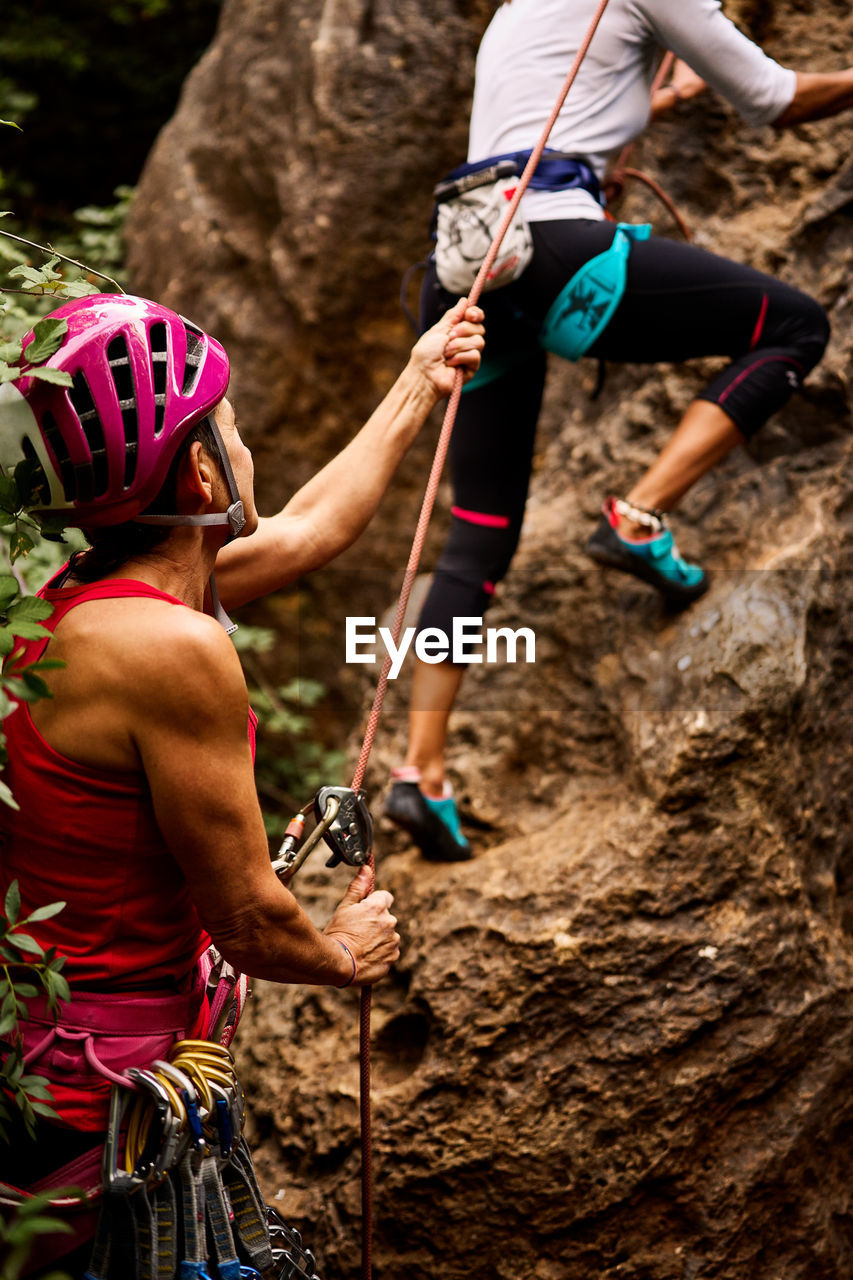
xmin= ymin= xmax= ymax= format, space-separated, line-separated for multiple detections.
xmin=25 ymin=318 xmax=67 ymax=367
xmin=25 ymin=901 xmax=65 ymax=924
xmin=57 ymin=280 xmax=101 ymax=299
xmin=5 ymin=620 xmax=50 ymax=642
xmin=7 ymin=596 xmax=53 ymax=622
xmin=29 ymin=1100 xmax=61 ymax=1121
xmin=20 ymin=673 xmax=51 ymax=699
xmin=0 ymin=1012 xmax=18 ymax=1038
xmin=4 ymin=880 xmax=20 ymax=927
xmin=8 ymin=265 xmax=46 ymax=286
xmin=49 ymin=973 xmax=70 ymax=1005
xmin=0 ymin=342 xmax=22 ymax=364
xmin=0 ymin=475 xmax=20 ymax=513
xmin=9 ymin=983 xmax=37 ymax=1000
xmin=7 ymin=932 xmax=43 ymax=956
xmin=20 ymin=1075 xmax=55 ymax=1099
xmin=24 ymin=366 xmax=73 ymax=387
xmin=0 ymin=121 xmax=23 ymax=132
xmin=0 ymin=778 xmax=19 ymax=811
xmin=9 ymin=528 xmax=35 ymax=561
xmin=0 ymin=627 xmax=17 ymax=655
xmin=4 ymin=675 xmax=47 ymax=701
xmin=0 ymin=575 xmax=20 ymax=607
xmin=13 ymin=458 xmax=47 ymax=508
xmin=13 ymin=1209 xmax=70 ymax=1234
xmin=2 ymin=1049 xmax=25 ymax=1079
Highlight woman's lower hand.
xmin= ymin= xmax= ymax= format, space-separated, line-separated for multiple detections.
xmin=325 ymin=865 xmax=401 ymax=986
xmin=411 ymin=297 xmax=485 ymax=399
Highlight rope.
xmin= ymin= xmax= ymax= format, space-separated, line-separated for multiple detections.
xmin=604 ymin=51 xmax=692 ymax=240
xmin=349 ymin=3 xmax=613 ymax=1277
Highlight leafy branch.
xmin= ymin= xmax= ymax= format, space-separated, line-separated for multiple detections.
xmin=0 ymin=880 xmax=69 ymax=1142
xmin=0 ymin=223 xmax=123 ymax=295
xmin=0 ymin=310 xmax=74 ymax=392
xmin=0 ymin=1192 xmax=74 ymax=1280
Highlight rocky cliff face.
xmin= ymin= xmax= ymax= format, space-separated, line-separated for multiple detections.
xmin=127 ymin=1 xmax=853 ymax=1276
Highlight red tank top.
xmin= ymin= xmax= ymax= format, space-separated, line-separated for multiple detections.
xmin=0 ymin=573 xmax=258 ymax=994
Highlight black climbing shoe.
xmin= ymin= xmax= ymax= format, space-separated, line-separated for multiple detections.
xmin=385 ymin=780 xmax=472 ymax=862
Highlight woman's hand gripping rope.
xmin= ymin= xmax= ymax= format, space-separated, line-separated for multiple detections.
xmin=410 ymin=297 xmax=485 ymax=401
xmin=324 ymin=865 xmax=401 ymax=987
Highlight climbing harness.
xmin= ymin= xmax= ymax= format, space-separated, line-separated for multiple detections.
xmin=0 ymin=937 xmax=317 ymax=1280
xmin=539 ymin=222 xmax=651 ymax=361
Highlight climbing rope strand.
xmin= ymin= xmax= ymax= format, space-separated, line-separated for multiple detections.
xmin=619 ymin=166 xmax=692 ymax=241
xmin=468 ymin=0 xmax=613 ymax=306
xmin=351 ymin=4 xmax=613 ymax=1277
xmin=609 ymin=49 xmax=675 ymax=189
xmin=350 ymin=373 xmax=465 ymax=795
xmin=605 ymin=50 xmax=692 ymax=239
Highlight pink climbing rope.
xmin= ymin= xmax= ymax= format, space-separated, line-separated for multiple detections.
xmin=351 ymin=2 xmax=613 ymax=1276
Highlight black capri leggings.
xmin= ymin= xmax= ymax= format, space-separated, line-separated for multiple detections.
xmin=418 ymin=218 xmax=830 ymax=639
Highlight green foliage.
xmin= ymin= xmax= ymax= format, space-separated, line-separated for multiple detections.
xmin=0 ymin=1191 xmax=74 ymax=1280
xmin=71 ymin=185 xmax=134 ymax=282
xmin=0 ymin=1 xmax=223 ymax=224
xmin=0 ymin=880 xmax=69 ymax=1141
xmin=233 ymin=625 xmax=348 ymax=838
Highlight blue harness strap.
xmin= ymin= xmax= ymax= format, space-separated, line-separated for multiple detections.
xmin=539 ymin=222 xmax=651 ymax=361
xmin=440 ymin=149 xmax=604 ymax=203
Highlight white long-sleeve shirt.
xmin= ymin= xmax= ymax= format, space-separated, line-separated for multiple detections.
xmin=468 ymin=0 xmax=797 ymax=221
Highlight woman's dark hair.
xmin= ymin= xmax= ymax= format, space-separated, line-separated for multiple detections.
xmin=73 ymin=416 xmax=222 ymax=582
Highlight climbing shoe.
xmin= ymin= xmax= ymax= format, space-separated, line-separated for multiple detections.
xmin=585 ymin=497 xmax=709 ymax=606
xmin=385 ymin=772 xmax=471 ymax=862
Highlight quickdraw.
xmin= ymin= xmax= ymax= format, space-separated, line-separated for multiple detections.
xmin=81 ymin=1035 xmax=318 ymax=1280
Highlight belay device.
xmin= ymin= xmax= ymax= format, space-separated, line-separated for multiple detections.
xmin=270 ymin=786 xmax=373 ymax=885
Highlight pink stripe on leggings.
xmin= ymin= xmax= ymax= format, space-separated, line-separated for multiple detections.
xmin=451 ymin=506 xmax=511 ymax=528
xmin=749 ymin=293 xmax=769 ymax=350
xmin=718 ymin=356 xmax=804 ymax=407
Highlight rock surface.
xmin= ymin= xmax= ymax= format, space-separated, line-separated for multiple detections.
xmin=127 ymin=1 xmax=853 ymax=1276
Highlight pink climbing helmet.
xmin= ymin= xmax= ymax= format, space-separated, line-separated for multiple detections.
xmin=0 ymin=293 xmax=231 ymax=527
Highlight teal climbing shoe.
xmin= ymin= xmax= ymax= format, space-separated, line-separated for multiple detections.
xmin=586 ymin=497 xmax=709 ymax=606
xmin=385 ymin=778 xmax=471 ymax=862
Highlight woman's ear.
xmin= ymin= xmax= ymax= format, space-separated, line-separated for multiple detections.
xmin=177 ymin=440 xmax=216 ymax=507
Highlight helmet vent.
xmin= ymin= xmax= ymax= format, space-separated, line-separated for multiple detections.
xmin=41 ymin=411 xmax=77 ymax=502
xmin=69 ymin=372 xmax=108 ymax=500
xmin=20 ymin=436 xmax=51 ymax=506
xmin=149 ymin=323 xmax=168 ymax=438
xmin=182 ymin=323 xmax=204 ymax=395
xmin=107 ymin=335 xmax=139 ymax=489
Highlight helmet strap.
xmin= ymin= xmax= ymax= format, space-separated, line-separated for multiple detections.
xmin=134 ymin=412 xmax=247 ymax=633
xmin=134 ymin=413 xmax=246 ymax=539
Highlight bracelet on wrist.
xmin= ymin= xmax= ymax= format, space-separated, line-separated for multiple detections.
xmin=336 ymin=941 xmax=357 ymax=988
